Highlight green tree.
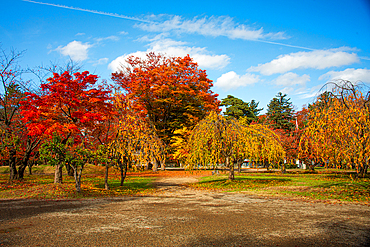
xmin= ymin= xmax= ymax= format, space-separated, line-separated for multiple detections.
xmin=221 ymin=95 xmax=262 ymax=124
xmin=266 ymin=92 xmax=295 ymax=131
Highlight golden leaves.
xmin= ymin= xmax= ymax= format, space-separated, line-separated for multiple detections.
xmin=186 ymin=112 xmax=285 ymax=169
xmin=300 ymin=85 xmax=370 ymax=173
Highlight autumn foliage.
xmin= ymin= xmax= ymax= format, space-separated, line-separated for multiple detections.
xmin=21 ymin=71 xmax=113 ymax=138
xmin=187 ymin=111 xmax=285 ymax=180
xmin=300 ymin=81 xmax=370 ymax=177
xmin=112 ymin=52 xmax=220 ymax=149
xmin=1 ymin=47 xmax=369 ymax=196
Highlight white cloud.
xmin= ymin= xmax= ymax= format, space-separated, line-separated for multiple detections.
xmin=55 ymin=41 xmax=92 ymax=61
xmin=295 ymin=84 xmax=324 ymax=99
xmin=108 ymin=51 xmax=148 ymax=72
xmin=274 ymin=72 xmax=310 ymax=86
xmin=215 ymin=71 xmax=260 ymax=90
xmin=280 ymin=87 xmax=295 ymax=95
xmin=92 ymin=58 xmax=109 ymax=66
xmin=319 ymin=68 xmax=370 ymax=83
xmin=136 ymin=15 xmax=287 ymax=41
xmin=108 ymin=37 xmax=230 ymax=72
xmin=95 ymin=35 xmax=119 ymax=42
xmin=248 ymin=48 xmax=359 ymax=75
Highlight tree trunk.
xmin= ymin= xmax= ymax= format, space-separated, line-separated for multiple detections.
xmin=54 ymin=164 xmax=63 ymax=184
xmin=161 ymin=160 xmax=165 ymax=171
xmin=9 ymin=149 xmax=18 ymax=180
xmin=309 ymin=160 xmax=315 ymax=172
xmin=120 ymin=164 xmax=124 ymax=186
xmin=18 ymin=154 xmax=31 ymax=180
xmin=153 ymin=158 xmax=159 ymax=172
xmin=18 ymin=165 xmax=27 ymax=180
xmin=71 ymin=162 xmax=84 ymax=192
xmin=28 ymin=163 xmax=33 ymax=175
xmin=104 ymin=165 xmax=110 ymax=190
xmin=65 ymin=163 xmax=74 ymax=176
xmin=227 ymin=157 xmax=234 ymax=180
xmin=281 ymin=161 xmax=286 ymax=174
xmin=120 ymin=161 xmax=128 ymax=186
xmin=365 ymin=159 xmax=369 ymax=176
xmin=264 ymin=161 xmax=270 ymax=171
xmin=237 ymin=160 xmax=241 ymax=173
xmin=18 ymin=137 xmax=41 ymax=179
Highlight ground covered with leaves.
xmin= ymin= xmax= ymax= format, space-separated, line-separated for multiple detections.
xmin=189 ymin=170 xmax=370 ymax=204
xmin=0 ymin=165 xmax=369 ymax=205
xmin=0 ymin=165 xmax=211 ymax=200
xmin=1 ymin=172 xmax=370 ymax=247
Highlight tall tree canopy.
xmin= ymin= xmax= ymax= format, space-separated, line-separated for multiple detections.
xmin=266 ymin=92 xmax=295 ymax=131
xmin=300 ymin=81 xmax=370 ymax=177
xmin=111 ymin=52 xmax=220 ymax=150
xmin=221 ymin=95 xmax=262 ymax=124
xmin=21 ymin=71 xmax=113 ymax=138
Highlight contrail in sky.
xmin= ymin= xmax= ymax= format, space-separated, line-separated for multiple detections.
xmin=258 ymin=40 xmax=315 ymax=51
xmin=22 ymin=0 xmax=369 ymax=60
xmin=22 ymin=0 xmax=151 ymax=23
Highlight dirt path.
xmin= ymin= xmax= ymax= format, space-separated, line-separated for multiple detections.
xmin=1 ymin=177 xmax=370 ymax=246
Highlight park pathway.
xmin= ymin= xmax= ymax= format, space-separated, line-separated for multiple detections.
xmin=1 ymin=177 xmax=370 ymax=246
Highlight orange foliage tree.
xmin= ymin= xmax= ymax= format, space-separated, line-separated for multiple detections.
xmin=300 ymin=81 xmax=370 ymax=177
xmin=111 ymin=53 xmax=220 ymax=161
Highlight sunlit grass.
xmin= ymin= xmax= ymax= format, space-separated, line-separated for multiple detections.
xmin=189 ymin=172 xmax=370 ymax=203
xmin=0 ymin=173 xmax=155 ymax=200
xmin=1 ymin=165 xmax=369 ymax=203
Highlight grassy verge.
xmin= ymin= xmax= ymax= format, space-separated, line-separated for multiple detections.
xmin=0 ymin=173 xmax=155 ymax=200
xmin=189 ymin=172 xmax=370 ymax=204
xmin=0 ymin=164 xmax=212 ymax=200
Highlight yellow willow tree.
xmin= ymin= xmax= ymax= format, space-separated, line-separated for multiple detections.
xmin=241 ymin=120 xmax=287 ymax=172
xmin=300 ymin=81 xmax=370 ymax=177
xmin=170 ymin=127 xmax=191 ymax=166
xmin=187 ymin=111 xmax=285 ymax=180
xmin=114 ymin=94 xmax=165 ymax=184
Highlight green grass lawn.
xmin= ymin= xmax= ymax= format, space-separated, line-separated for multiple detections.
xmin=189 ymin=171 xmax=370 ymax=204
xmin=1 ymin=165 xmax=369 ymax=203
xmin=0 ymin=171 xmax=155 ymax=200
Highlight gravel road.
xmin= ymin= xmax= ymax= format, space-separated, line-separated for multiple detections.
xmin=1 ymin=177 xmax=369 ymax=246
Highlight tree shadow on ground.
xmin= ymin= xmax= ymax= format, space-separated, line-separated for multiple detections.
xmin=0 ymin=197 xmax=140 ymax=221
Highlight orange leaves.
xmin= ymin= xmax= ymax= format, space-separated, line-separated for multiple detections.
xmin=300 ymin=82 xmax=370 ymax=175
xmin=111 ymin=52 xmax=220 ymax=149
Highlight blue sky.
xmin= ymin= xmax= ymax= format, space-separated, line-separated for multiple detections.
xmin=2 ymin=0 xmax=370 ymax=112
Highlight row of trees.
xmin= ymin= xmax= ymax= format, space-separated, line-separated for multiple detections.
xmin=219 ymin=82 xmax=369 ymax=177
xmin=0 ymin=50 xmax=222 ymax=191
xmin=1 ymin=48 xmax=369 ymax=193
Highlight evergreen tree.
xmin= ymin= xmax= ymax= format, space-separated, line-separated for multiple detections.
xmin=221 ymin=95 xmax=263 ymax=124
xmin=266 ymin=92 xmax=295 ymax=131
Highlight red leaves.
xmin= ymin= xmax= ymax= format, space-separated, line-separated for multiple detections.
xmin=20 ymin=70 xmax=113 ymax=139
